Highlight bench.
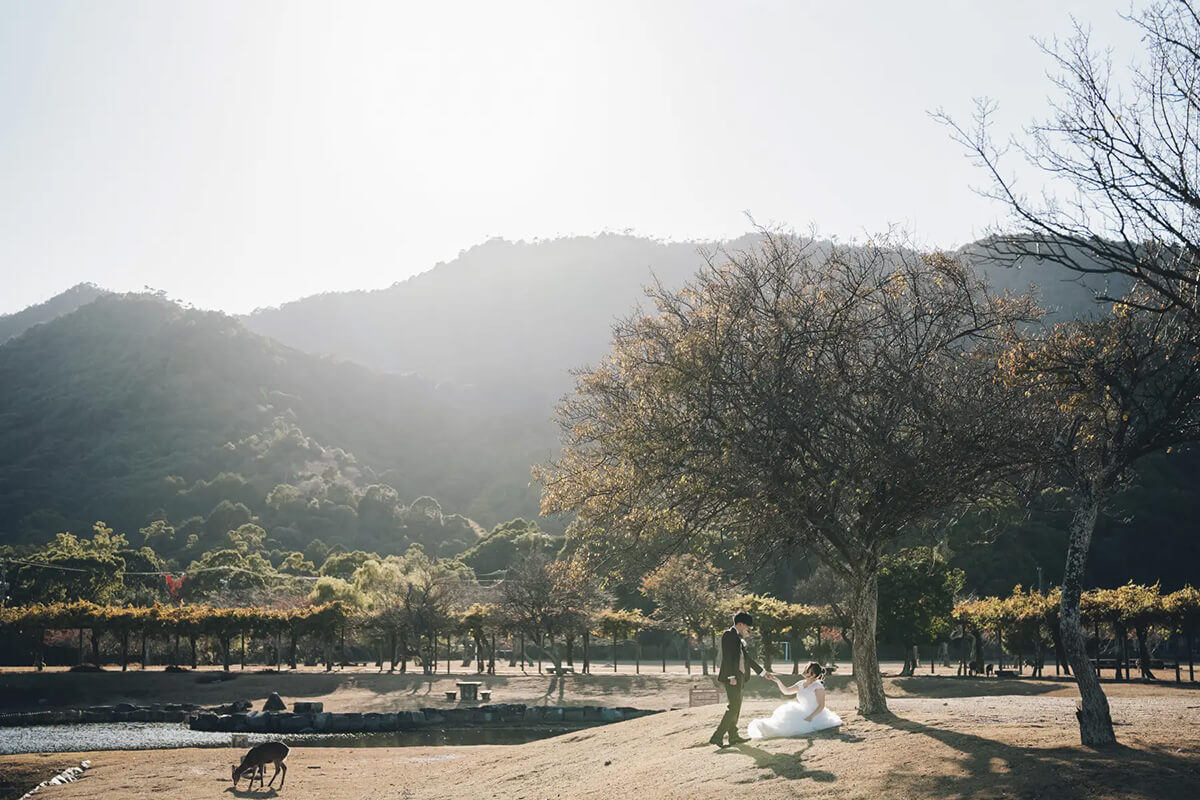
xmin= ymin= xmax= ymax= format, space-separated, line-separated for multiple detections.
xmin=545 ymin=666 xmax=575 ymax=676
xmin=456 ymin=681 xmax=484 ymax=701
xmin=480 ymin=689 xmax=492 ymax=702
xmin=445 ymin=691 xmax=457 ymax=701
xmin=994 ymin=669 xmax=1017 ymax=678
xmin=689 ymin=685 xmax=721 ymax=707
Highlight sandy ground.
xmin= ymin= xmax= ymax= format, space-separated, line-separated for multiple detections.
xmin=2 ymin=691 xmax=1198 ymax=800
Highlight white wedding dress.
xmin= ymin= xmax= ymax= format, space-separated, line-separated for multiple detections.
xmin=747 ymin=679 xmax=843 ymax=738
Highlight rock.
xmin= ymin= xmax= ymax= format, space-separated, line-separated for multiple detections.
xmin=246 ymin=712 xmax=269 ymax=732
xmin=280 ymin=714 xmax=309 ymax=733
xmin=113 ymin=702 xmax=136 ymax=713
xmin=293 ymin=701 xmax=323 ymax=713
xmin=262 ymin=692 xmax=287 ymax=712
xmin=312 ymin=712 xmax=332 ymax=731
xmin=190 ymin=712 xmax=219 ymax=731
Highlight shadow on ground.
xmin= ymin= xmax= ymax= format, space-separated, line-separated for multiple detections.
xmin=876 ymin=712 xmax=1200 ymax=800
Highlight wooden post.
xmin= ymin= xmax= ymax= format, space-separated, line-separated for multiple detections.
xmin=612 ymin=632 xmax=618 ymax=672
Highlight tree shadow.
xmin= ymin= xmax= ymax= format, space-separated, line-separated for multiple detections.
xmin=890 ymin=676 xmax=1067 ymax=698
xmin=876 ymin=713 xmax=1200 ymax=800
xmin=717 ymin=740 xmax=836 ymax=783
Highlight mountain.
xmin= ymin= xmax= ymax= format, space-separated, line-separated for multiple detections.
xmin=0 ymin=294 xmax=552 ymax=552
xmin=0 ymin=283 xmax=109 ymax=345
xmin=245 ymin=235 xmax=727 ymax=396
xmin=244 ymin=234 xmax=1125 ymax=398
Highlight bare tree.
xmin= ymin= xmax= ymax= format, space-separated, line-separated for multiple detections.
xmin=937 ymin=1 xmax=1200 ymax=319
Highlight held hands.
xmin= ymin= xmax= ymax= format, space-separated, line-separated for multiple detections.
xmin=728 ymin=676 xmax=737 ymax=686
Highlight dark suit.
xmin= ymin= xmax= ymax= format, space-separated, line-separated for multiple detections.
xmin=712 ymin=626 xmax=763 ymax=742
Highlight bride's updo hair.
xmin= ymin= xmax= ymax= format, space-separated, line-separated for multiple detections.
xmin=804 ymin=662 xmax=825 ymax=679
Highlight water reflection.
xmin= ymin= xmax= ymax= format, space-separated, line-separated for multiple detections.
xmin=0 ymin=722 xmax=593 ymax=755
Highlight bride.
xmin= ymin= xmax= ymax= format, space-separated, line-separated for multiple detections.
xmin=747 ymin=662 xmax=842 ymax=739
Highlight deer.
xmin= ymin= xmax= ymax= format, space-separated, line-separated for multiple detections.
xmin=232 ymin=741 xmax=290 ymax=790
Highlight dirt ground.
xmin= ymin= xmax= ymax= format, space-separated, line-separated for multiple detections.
xmin=3 ymin=689 xmax=1198 ymax=800
xmin=4 ymin=662 xmax=1192 ymax=715
xmin=2 ymin=672 xmax=1199 ymax=799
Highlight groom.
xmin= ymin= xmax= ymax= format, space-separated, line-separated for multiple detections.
xmin=709 ymin=611 xmax=772 ymax=747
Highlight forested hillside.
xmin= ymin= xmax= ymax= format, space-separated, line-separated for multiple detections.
xmin=0 ymin=235 xmax=1185 ymax=595
xmin=0 ymin=283 xmax=108 ymax=345
xmin=0 ymin=294 xmax=552 ymax=555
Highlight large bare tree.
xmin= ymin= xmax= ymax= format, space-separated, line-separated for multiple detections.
xmin=539 ymin=233 xmax=1038 ymax=716
xmin=938 ymin=1 xmax=1200 ymax=319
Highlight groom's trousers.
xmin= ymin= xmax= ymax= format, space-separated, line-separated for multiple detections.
xmin=713 ymin=680 xmax=743 ymax=740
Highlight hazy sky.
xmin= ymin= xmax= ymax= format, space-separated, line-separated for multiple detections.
xmin=0 ymin=0 xmax=1144 ymax=315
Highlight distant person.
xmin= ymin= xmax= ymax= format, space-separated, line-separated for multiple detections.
xmin=747 ymin=662 xmax=843 ymax=738
xmin=709 ymin=611 xmax=772 ymax=747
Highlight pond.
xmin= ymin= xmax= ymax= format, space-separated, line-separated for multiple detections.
xmin=0 ymin=722 xmax=589 ymax=755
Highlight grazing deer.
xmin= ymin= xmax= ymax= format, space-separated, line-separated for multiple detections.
xmin=232 ymin=741 xmax=289 ymax=790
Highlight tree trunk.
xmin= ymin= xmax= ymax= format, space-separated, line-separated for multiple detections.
xmin=850 ymin=567 xmax=888 ymax=716
xmin=389 ymin=632 xmax=398 ymax=673
xmin=220 ymin=637 xmax=231 ymax=672
xmin=77 ymin=628 xmax=84 ymax=667
xmin=582 ymin=631 xmax=590 ymax=674
xmin=289 ymin=631 xmax=298 ymax=670
xmin=1119 ymin=625 xmax=1129 ymax=681
xmin=35 ymin=628 xmax=45 ymax=672
xmin=613 ymin=633 xmax=618 ymax=672
xmin=792 ymin=632 xmax=801 ymax=675
xmin=1050 ymin=622 xmax=1069 ymax=676
xmin=1135 ymin=626 xmax=1156 ymax=680
xmin=120 ymin=630 xmax=129 ymax=671
xmin=189 ymin=635 xmax=197 ymax=669
xmin=899 ymin=642 xmax=915 ymax=677
xmin=173 ymin=632 xmax=180 ymax=667
xmin=1059 ymin=491 xmax=1117 ymax=746
xmin=240 ymin=632 xmax=246 ymax=671
xmin=90 ymin=628 xmax=101 ymax=668
xmin=489 ymin=633 xmax=496 ymax=675
xmin=684 ymin=635 xmax=691 ymax=675
xmin=140 ymin=629 xmax=147 ymax=670
xmin=661 ymin=641 xmax=666 ymax=673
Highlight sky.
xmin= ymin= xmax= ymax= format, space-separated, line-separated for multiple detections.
xmin=0 ymin=0 xmax=1146 ymax=315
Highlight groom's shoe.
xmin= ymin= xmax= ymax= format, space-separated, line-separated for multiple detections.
xmin=728 ymin=735 xmax=750 ymax=746
xmin=708 ymin=735 xmax=725 ymax=747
